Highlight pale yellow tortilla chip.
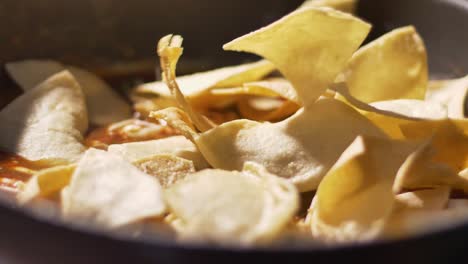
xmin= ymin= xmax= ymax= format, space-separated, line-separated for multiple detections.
xmin=62 ymin=148 xmax=166 ymax=228
xmin=107 ymin=135 xmax=209 ymax=170
xmin=370 ymin=99 xmax=447 ymax=120
xmin=0 ymin=71 xmax=87 ymax=162
xmin=426 ymin=76 xmax=468 ymax=119
xmin=135 ymin=60 xmax=275 ymax=109
xmin=394 ymin=188 xmax=451 ymax=212
xmin=211 ymin=78 xmax=299 ymax=104
xmin=384 ymin=207 xmax=468 ymax=239
xmin=394 ymin=121 xmax=468 ymax=193
xmin=300 ymin=0 xmax=358 ymax=13
xmin=152 ymin=98 xmax=386 ymax=192
xmin=223 ymin=7 xmax=371 ymax=106
xmin=237 ymin=99 xmax=300 ymax=122
xmin=157 ymin=35 xmax=215 ymax=132
xmin=17 ymin=164 xmax=76 ymax=205
xmin=340 ymin=26 xmax=428 ymax=103
xmin=6 ymin=60 xmax=132 ymax=126
xmin=164 ymin=162 xmax=298 ymax=245
xmin=133 ymin=154 xmax=195 ymax=188
xmin=306 ymin=136 xmax=418 ymax=242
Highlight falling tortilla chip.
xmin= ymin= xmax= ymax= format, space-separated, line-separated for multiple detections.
xmin=107 ymin=135 xmax=209 ymax=170
xmin=340 ymin=26 xmax=428 ymax=103
xmin=223 ymin=6 xmax=371 ymax=106
xmin=164 ymin=162 xmax=298 ymax=245
xmin=300 ymin=0 xmax=358 ymax=13
xmin=133 ymin=154 xmax=195 ymax=188
xmin=152 ymin=98 xmax=386 ymax=192
xmin=6 ymin=60 xmax=132 ymax=126
xmin=426 ymin=76 xmax=468 ymax=119
xmin=0 ymin=71 xmax=87 ymax=162
xmin=306 ymin=136 xmax=418 ymax=242
xmin=17 ymin=164 xmax=76 ymax=205
xmin=370 ymin=99 xmax=447 ymax=120
xmin=62 ymin=148 xmax=166 ymax=228
xmin=135 ymin=60 xmax=275 ymax=109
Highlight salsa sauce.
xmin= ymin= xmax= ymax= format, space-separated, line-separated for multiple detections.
xmin=0 ymin=151 xmax=51 ymax=193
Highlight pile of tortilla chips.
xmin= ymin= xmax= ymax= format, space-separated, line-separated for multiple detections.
xmin=2 ymin=0 xmax=468 ymax=246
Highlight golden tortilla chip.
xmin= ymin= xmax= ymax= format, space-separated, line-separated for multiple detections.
xmin=62 ymin=148 xmax=166 ymax=228
xmin=107 ymin=135 xmax=209 ymax=170
xmin=164 ymin=162 xmax=298 ymax=245
xmin=223 ymin=7 xmax=371 ymax=106
xmin=340 ymin=26 xmax=428 ymax=103
xmin=307 ymin=136 xmax=418 ymax=242
xmin=133 ymin=154 xmax=195 ymax=188
xmin=300 ymin=0 xmax=358 ymax=13
xmin=0 ymin=71 xmax=87 ymax=162
xmin=17 ymin=164 xmax=76 ymax=205
xmin=6 ymin=60 xmax=131 ymax=126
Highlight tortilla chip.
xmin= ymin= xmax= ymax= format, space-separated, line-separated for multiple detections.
xmin=223 ymin=7 xmax=371 ymax=106
xmin=384 ymin=207 xmax=468 ymax=239
xmin=157 ymin=35 xmax=215 ymax=132
xmin=0 ymin=71 xmax=87 ymax=162
xmin=133 ymin=154 xmax=195 ymax=188
xmin=164 ymin=162 xmax=298 ymax=245
xmin=394 ymin=188 xmax=450 ymax=212
xmin=370 ymin=99 xmax=447 ymax=120
xmin=62 ymin=148 xmax=166 ymax=228
xmin=237 ymin=99 xmax=300 ymax=122
xmin=136 ymin=60 xmax=275 ymax=109
xmin=211 ymin=78 xmax=299 ymax=104
xmin=300 ymin=0 xmax=357 ymax=13
xmin=340 ymin=26 xmax=428 ymax=103
xmin=17 ymin=164 xmax=76 ymax=205
xmin=426 ymin=76 xmax=468 ymax=119
xmin=108 ymin=135 xmax=209 ymax=170
xmin=307 ymin=136 xmax=418 ymax=242
xmin=153 ymin=98 xmax=385 ymax=192
xmin=6 ymin=60 xmax=132 ymax=126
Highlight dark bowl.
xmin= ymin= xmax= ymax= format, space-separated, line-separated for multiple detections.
xmin=0 ymin=0 xmax=468 ymax=263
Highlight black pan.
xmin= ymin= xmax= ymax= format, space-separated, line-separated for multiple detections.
xmin=0 ymin=0 xmax=468 ymax=263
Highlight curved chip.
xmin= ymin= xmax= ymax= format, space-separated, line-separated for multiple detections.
xmin=107 ymin=135 xmax=209 ymax=170
xmin=5 ymin=60 xmax=132 ymax=126
xmin=154 ymin=98 xmax=385 ymax=192
xmin=164 ymin=162 xmax=299 ymax=245
xmin=211 ymin=78 xmax=299 ymax=104
xmin=62 ymin=148 xmax=166 ymax=228
xmin=17 ymin=164 xmax=76 ymax=205
xmin=394 ymin=188 xmax=450 ymax=212
xmin=300 ymin=0 xmax=357 ymax=13
xmin=426 ymin=76 xmax=468 ymax=119
xmin=237 ymin=99 xmax=300 ymax=122
xmin=370 ymin=99 xmax=447 ymax=120
xmin=0 ymin=71 xmax=87 ymax=162
xmin=223 ymin=6 xmax=371 ymax=106
xmin=340 ymin=26 xmax=428 ymax=103
xmin=133 ymin=154 xmax=196 ymax=188
xmin=306 ymin=136 xmax=418 ymax=242
xmin=157 ymin=35 xmax=215 ymax=132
